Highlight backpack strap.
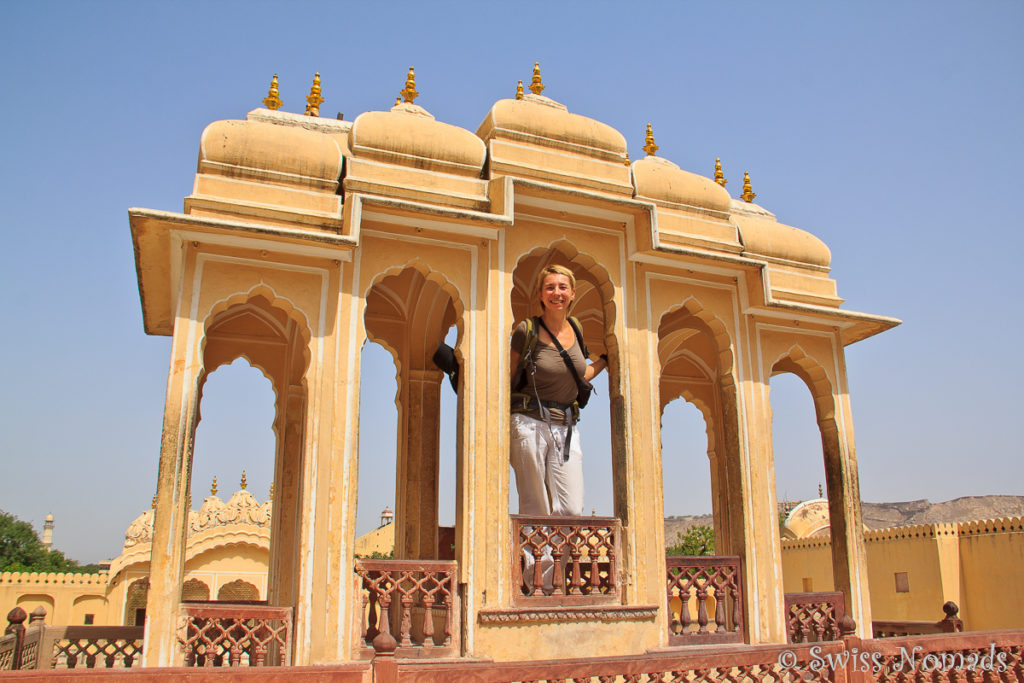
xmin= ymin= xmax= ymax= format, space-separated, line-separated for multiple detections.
xmin=567 ymin=316 xmax=589 ymax=360
xmin=512 ymin=317 xmax=539 ymax=393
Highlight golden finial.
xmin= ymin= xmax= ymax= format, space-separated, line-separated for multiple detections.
xmin=400 ymin=67 xmax=418 ymax=104
xmin=305 ymin=73 xmax=324 ymax=117
xmin=643 ymin=124 xmax=658 ymax=156
xmin=714 ymin=158 xmax=727 ymax=187
xmin=395 ymin=96 xmax=401 ymax=107
xmin=240 ymin=470 xmax=248 ymax=490
xmin=529 ymin=62 xmax=545 ymax=95
xmin=515 ymin=80 xmax=524 ymax=100
xmin=262 ymin=74 xmax=283 ymax=110
xmin=740 ymin=171 xmax=757 ymax=203
xmin=624 ymin=152 xmax=631 ymax=166
xmin=152 ymin=494 xmax=157 ymax=509
xmin=211 ymin=476 xmax=218 ymax=497
xmin=269 ymin=482 xmax=274 ymax=502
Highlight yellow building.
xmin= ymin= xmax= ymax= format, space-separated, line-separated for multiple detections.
xmin=124 ymin=65 xmax=901 ymax=666
xmin=781 ymin=499 xmax=1024 ymax=630
xmin=1 ymin=477 xmax=270 ymax=627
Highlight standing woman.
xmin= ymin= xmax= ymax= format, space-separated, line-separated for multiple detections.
xmin=509 ymin=264 xmax=609 ymax=516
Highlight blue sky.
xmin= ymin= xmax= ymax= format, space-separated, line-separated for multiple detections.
xmin=1 ymin=2 xmax=1021 ymax=564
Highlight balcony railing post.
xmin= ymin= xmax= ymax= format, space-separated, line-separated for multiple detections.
xmin=4 ymin=607 xmax=27 ymax=671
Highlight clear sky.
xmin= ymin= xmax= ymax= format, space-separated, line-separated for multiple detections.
xmin=1 ymin=2 xmax=1021 ymax=564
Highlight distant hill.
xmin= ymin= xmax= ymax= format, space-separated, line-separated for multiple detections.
xmin=664 ymin=495 xmax=1024 ymax=546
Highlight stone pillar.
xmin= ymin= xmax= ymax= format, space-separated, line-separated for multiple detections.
xmin=822 ymin=364 xmax=873 ymax=638
xmin=268 ymin=385 xmax=306 ymax=610
xmin=142 ymin=342 xmax=201 ymax=667
xmin=395 ymin=368 xmax=444 ymax=559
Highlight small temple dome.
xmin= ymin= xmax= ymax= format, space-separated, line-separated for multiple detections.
xmin=350 ymin=104 xmax=486 ymax=177
xmin=476 ymin=97 xmax=627 ymax=157
xmin=732 ymin=200 xmax=832 ymax=268
xmin=631 ymin=155 xmax=731 ymax=214
xmin=198 ymin=119 xmax=344 ymax=186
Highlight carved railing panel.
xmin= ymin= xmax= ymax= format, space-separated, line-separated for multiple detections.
xmin=511 ymin=515 xmax=621 ymax=607
xmin=46 ymin=626 xmax=145 ymax=669
xmin=388 ymin=640 xmax=843 ymax=681
xmin=855 ymin=630 xmax=1024 ymax=681
xmin=785 ymin=591 xmax=845 ymax=643
xmin=355 ymin=559 xmax=458 ymax=658
xmin=178 ymin=602 xmax=291 ymax=667
xmin=665 ymin=555 xmax=744 ymax=644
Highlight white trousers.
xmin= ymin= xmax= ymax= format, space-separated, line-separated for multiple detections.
xmin=509 ymin=412 xmax=584 ymax=516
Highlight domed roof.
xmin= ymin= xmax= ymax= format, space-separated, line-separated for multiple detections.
xmin=476 ymin=96 xmax=627 ymax=157
xmin=350 ymin=103 xmax=486 ymax=177
xmin=732 ymin=200 xmax=832 ymax=268
xmin=198 ymin=119 xmax=344 ymax=187
xmin=632 ymin=155 xmax=731 ymax=214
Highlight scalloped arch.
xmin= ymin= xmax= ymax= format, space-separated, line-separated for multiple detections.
xmin=363 ymin=259 xmax=467 ymax=375
xmin=770 ymin=345 xmax=836 ymax=423
xmin=657 ymin=296 xmax=736 ymax=378
xmin=662 ymin=386 xmax=716 ymax=454
xmin=511 ymin=239 xmax=618 ymax=354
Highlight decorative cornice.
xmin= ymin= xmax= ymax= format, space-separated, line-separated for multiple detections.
xmin=478 ymin=604 xmax=658 ymax=624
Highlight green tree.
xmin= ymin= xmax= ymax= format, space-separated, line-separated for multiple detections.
xmin=0 ymin=510 xmax=97 ymax=573
xmin=666 ymin=525 xmax=715 ymax=556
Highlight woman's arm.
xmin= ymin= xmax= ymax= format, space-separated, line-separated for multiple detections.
xmin=584 ymin=354 xmax=609 ymax=381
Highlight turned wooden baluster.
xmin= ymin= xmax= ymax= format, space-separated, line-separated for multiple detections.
xmin=731 ymin=578 xmax=742 ymax=632
xmin=399 ymin=585 xmax=414 ymax=647
xmin=377 ymin=592 xmax=393 ymax=645
xmin=366 ymin=580 xmax=380 ymax=641
xmin=713 ymin=582 xmax=727 ymax=632
xmin=550 ymin=528 xmax=565 ymax=596
xmin=443 ymin=570 xmax=454 ymax=646
xmin=421 ymin=594 xmax=435 ymax=648
xmin=679 ymin=574 xmax=693 ymax=633
xmin=696 ymin=582 xmax=710 ymax=634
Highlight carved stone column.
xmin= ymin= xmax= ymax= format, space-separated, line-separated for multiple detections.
xmin=395 ymin=367 xmax=444 ymax=559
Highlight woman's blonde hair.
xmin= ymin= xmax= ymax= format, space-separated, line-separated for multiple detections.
xmin=535 ymin=264 xmax=576 ymax=310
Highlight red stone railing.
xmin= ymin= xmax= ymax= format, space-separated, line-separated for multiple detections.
xmin=665 ymin=555 xmax=744 ymax=644
xmin=1 ymin=606 xmax=144 ymax=670
xmin=846 ymin=629 xmax=1024 ymax=681
xmin=381 ymin=639 xmax=845 ymax=681
xmin=354 ymin=559 xmax=458 ymax=658
xmin=785 ymin=591 xmax=850 ymax=643
xmin=872 ymin=600 xmax=964 ymax=637
xmin=178 ymin=602 xmax=292 ymax=667
xmin=511 ymin=515 xmax=621 ymax=606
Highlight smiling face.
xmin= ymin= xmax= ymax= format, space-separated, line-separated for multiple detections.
xmin=538 ymin=272 xmax=576 ymax=313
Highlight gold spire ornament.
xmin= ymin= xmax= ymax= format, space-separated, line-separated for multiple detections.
xmin=262 ymin=74 xmax=282 ymax=110
xmin=305 ymin=73 xmax=324 ymax=117
xmin=643 ymin=124 xmax=658 ymax=156
xmin=395 ymin=96 xmax=402 ymax=107
xmin=400 ymin=67 xmax=418 ymax=104
xmin=529 ymin=62 xmax=545 ymax=95
xmin=740 ymin=171 xmax=757 ymax=203
xmin=240 ymin=470 xmax=248 ymax=490
xmin=714 ymin=158 xmax=727 ymax=187
xmin=152 ymin=494 xmax=157 ymax=509
xmin=624 ymin=152 xmax=631 ymax=166
xmin=515 ymin=80 xmax=524 ymax=100
xmin=269 ymin=482 xmax=274 ymax=502
xmin=211 ymin=476 xmax=218 ymax=496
